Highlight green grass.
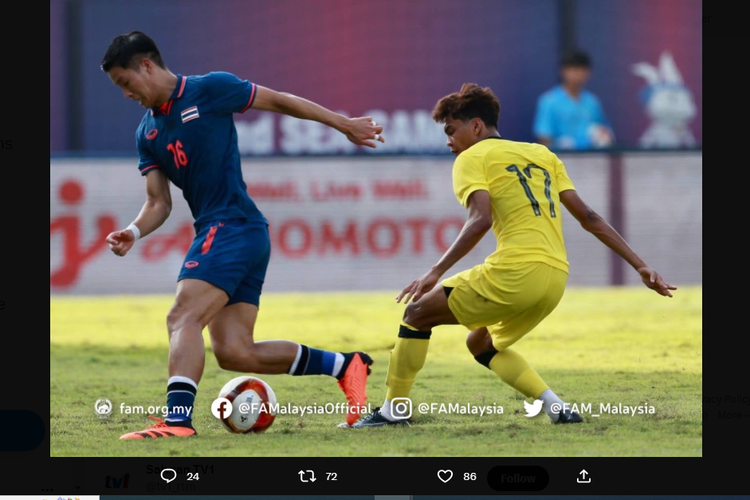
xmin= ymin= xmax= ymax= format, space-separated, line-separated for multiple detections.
xmin=50 ymin=287 xmax=702 ymax=457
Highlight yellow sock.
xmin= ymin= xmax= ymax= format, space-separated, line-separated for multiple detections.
xmin=488 ymin=348 xmax=549 ymax=399
xmin=385 ymin=323 xmax=430 ymax=400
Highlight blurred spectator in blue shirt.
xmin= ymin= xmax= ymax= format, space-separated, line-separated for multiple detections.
xmin=533 ymin=50 xmax=614 ymax=150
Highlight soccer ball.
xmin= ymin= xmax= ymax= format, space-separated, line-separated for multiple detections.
xmin=217 ymin=376 xmax=277 ymax=433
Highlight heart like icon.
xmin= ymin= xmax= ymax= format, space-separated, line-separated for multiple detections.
xmin=437 ymin=469 xmax=453 ymax=483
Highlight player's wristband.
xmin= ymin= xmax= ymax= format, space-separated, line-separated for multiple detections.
xmin=126 ymin=223 xmax=141 ymax=241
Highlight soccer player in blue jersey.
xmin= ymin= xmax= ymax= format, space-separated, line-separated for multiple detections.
xmin=101 ymin=32 xmax=384 ymax=439
xmin=533 ymin=50 xmax=614 ymax=150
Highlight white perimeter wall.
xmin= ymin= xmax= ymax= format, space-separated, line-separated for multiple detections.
xmin=50 ymin=152 xmax=701 ymax=294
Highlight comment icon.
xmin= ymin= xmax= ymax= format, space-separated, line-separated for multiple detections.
xmin=161 ymin=468 xmax=177 ymax=483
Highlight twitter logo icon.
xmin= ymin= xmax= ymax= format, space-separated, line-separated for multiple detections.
xmin=524 ymin=399 xmax=544 ymax=417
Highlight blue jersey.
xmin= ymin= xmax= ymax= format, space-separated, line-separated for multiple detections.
xmin=532 ymin=85 xmax=611 ymax=150
xmin=135 ymin=72 xmax=267 ymax=226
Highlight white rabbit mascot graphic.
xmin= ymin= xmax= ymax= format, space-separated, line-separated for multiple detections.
xmin=632 ymin=52 xmax=696 ymax=148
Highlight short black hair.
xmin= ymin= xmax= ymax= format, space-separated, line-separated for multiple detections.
xmin=561 ymin=49 xmax=591 ymax=69
xmin=101 ymin=31 xmax=166 ymax=72
xmin=432 ymin=83 xmax=500 ymax=129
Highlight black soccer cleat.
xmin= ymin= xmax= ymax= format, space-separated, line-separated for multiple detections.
xmin=338 ymin=407 xmax=410 ymax=428
xmin=554 ymin=408 xmax=584 ymax=424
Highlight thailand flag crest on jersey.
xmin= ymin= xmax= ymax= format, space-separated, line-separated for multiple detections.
xmin=181 ymin=106 xmax=200 ymax=123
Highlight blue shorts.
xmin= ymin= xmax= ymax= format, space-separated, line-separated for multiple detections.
xmin=178 ymin=219 xmax=271 ymax=306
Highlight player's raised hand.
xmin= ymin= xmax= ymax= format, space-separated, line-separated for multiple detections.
xmin=345 ymin=117 xmax=385 ymax=148
xmin=637 ymin=266 xmax=677 ymax=297
xmin=106 ymin=228 xmax=136 ymax=257
xmin=397 ymin=269 xmax=441 ymax=304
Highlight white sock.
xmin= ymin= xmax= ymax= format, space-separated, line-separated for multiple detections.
xmin=287 ymin=344 xmax=302 ymax=375
xmin=331 ymin=353 xmax=345 ymax=378
xmin=167 ymin=375 xmax=198 ymax=389
xmin=539 ymin=389 xmax=565 ymax=423
xmin=380 ymin=399 xmax=397 ymax=421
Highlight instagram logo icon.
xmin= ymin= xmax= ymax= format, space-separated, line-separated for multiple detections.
xmin=391 ymin=397 xmax=412 ymax=419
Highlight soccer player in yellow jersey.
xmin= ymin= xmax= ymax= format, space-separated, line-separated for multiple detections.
xmin=347 ymin=83 xmax=676 ymax=427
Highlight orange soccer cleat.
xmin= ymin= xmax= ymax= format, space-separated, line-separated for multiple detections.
xmin=337 ymin=352 xmax=374 ymax=426
xmin=119 ymin=415 xmax=197 ymax=440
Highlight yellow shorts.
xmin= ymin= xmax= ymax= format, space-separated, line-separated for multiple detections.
xmin=441 ymin=261 xmax=567 ymax=351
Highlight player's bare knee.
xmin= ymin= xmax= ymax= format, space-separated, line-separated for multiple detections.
xmin=214 ymin=339 xmax=260 ymax=372
xmin=214 ymin=351 xmax=233 ymax=371
xmin=466 ymin=328 xmax=492 ymax=356
xmin=403 ymin=303 xmax=430 ymax=331
xmin=239 ymin=347 xmax=264 ymax=371
xmin=214 ymin=345 xmax=244 ymax=371
xmin=466 ymin=334 xmax=482 ymax=356
xmin=466 ymin=328 xmax=497 ymax=369
xmin=216 ymin=356 xmax=241 ymax=372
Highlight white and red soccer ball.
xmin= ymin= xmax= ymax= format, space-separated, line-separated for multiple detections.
xmin=217 ymin=376 xmax=277 ymax=433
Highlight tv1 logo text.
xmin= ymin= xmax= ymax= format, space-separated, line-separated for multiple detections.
xmin=105 ymin=474 xmax=130 ymax=488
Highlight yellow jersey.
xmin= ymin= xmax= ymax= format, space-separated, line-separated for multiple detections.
xmin=451 ymin=137 xmax=575 ymax=273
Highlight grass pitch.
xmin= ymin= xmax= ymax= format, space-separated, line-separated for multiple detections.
xmin=50 ymin=287 xmax=701 ymax=457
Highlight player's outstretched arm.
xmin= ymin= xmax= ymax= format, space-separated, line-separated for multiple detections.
xmin=560 ymin=189 xmax=676 ymax=297
xmin=397 ymin=190 xmax=493 ymax=304
xmin=106 ymin=169 xmax=172 ymax=257
xmin=251 ymin=85 xmax=385 ymax=148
